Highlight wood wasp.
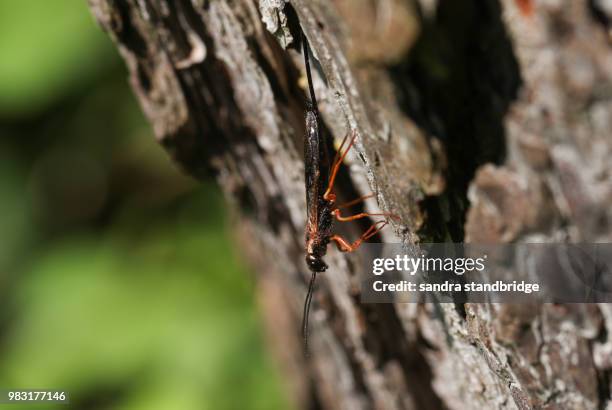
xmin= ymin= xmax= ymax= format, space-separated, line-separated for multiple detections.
xmin=301 ymin=32 xmax=397 ymax=353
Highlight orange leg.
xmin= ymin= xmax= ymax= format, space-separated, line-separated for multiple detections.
xmin=332 ymin=208 xmax=398 ymax=222
xmin=330 ymin=220 xmax=388 ymax=253
xmin=329 ymin=129 xmax=354 ymax=177
xmin=335 ymin=193 xmax=375 ymax=209
xmin=324 ymin=130 xmax=358 ymax=201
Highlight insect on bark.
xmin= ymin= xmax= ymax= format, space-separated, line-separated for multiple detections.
xmin=301 ymin=32 xmax=397 ymax=353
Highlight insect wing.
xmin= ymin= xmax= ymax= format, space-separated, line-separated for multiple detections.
xmin=305 ymin=110 xmax=321 ymax=233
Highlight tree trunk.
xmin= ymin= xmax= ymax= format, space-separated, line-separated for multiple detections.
xmin=88 ymin=0 xmax=612 ymax=408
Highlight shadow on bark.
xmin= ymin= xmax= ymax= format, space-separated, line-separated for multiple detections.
xmin=390 ymin=0 xmax=522 ymax=242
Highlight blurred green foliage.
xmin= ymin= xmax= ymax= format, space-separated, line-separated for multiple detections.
xmin=0 ymin=1 xmax=116 ymax=116
xmin=0 ymin=2 xmax=289 ymax=409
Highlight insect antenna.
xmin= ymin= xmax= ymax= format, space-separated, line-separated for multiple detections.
xmin=302 ymin=270 xmax=318 ymax=355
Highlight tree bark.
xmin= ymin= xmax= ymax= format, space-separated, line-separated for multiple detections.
xmin=88 ymin=0 xmax=612 ymax=409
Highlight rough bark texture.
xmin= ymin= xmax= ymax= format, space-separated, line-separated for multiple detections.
xmin=88 ymin=0 xmax=612 ymax=409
